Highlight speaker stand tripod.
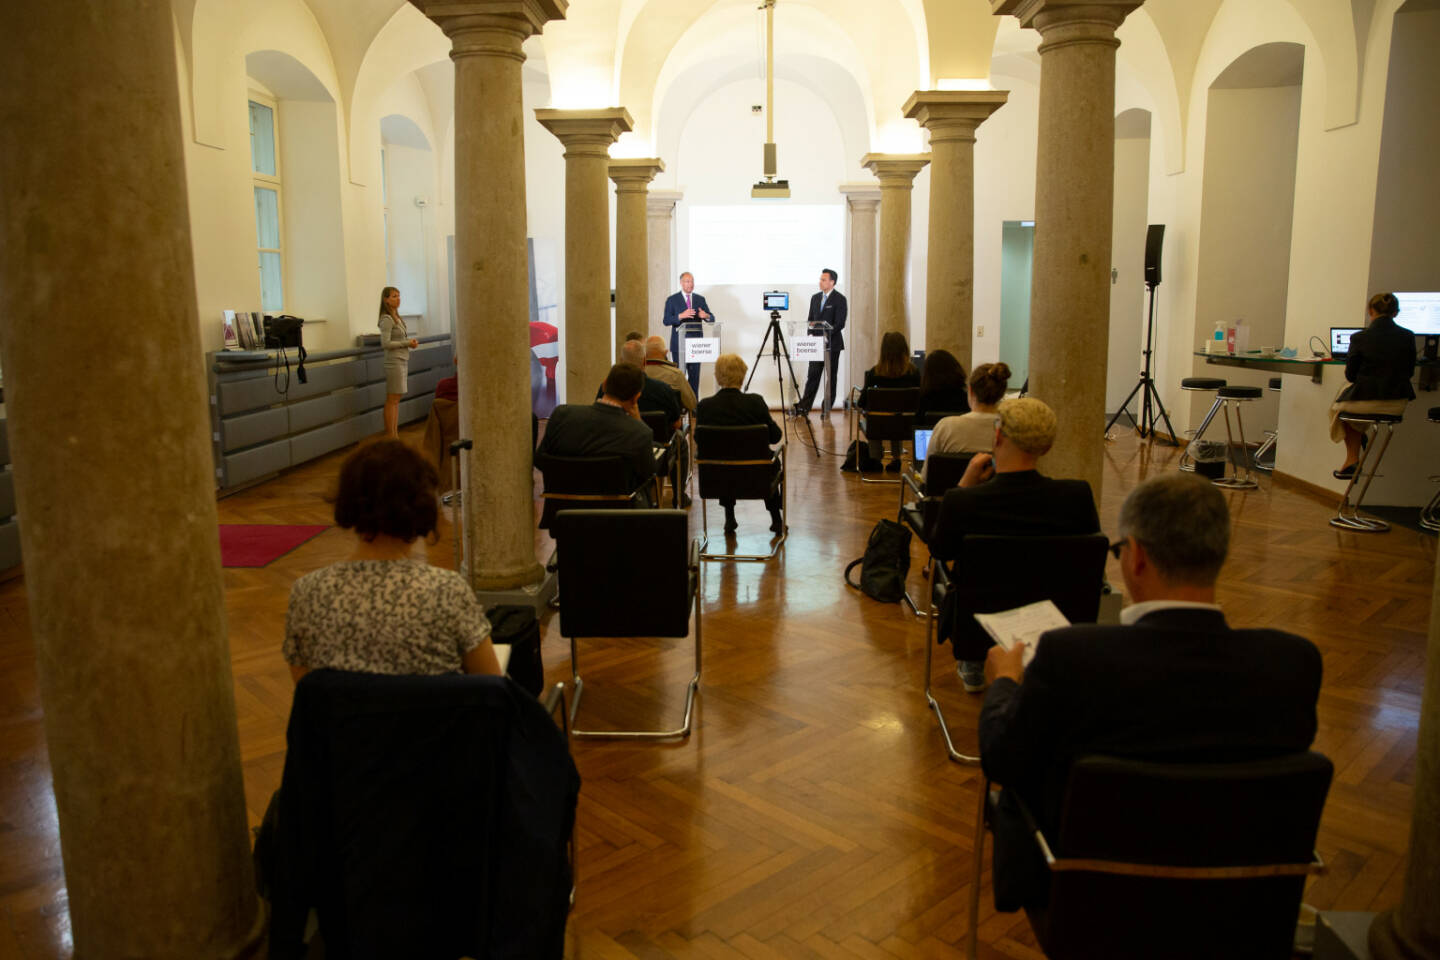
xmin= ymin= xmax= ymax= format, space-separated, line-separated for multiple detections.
xmin=1106 ymin=280 xmax=1177 ymax=444
xmin=747 ymin=311 xmax=819 ymax=457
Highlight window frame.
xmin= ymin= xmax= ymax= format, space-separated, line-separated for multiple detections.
xmin=248 ymin=91 xmax=285 ymax=313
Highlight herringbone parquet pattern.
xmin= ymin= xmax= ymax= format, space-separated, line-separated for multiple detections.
xmin=0 ymin=414 xmax=1432 ymax=958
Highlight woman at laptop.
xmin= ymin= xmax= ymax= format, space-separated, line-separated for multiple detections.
xmin=923 ymin=362 xmax=1011 ymax=485
xmin=1329 ymin=293 xmax=1417 ymax=479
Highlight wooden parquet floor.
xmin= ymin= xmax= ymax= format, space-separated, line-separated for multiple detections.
xmin=0 ymin=415 xmax=1433 ymax=958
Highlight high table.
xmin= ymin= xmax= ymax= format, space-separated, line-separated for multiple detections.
xmin=1192 ymin=351 xmax=1341 ymax=383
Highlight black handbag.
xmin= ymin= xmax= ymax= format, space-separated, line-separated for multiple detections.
xmin=844 ymin=516 xmax=912 ymax=603
xmin=263 ymin=314 xmax=308 ymax=391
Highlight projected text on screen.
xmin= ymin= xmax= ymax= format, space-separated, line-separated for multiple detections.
xmin=689 ymin=205 xmax=844 ymax=285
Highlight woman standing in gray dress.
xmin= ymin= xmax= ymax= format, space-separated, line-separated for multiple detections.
xmin=379 ymin=286 xmax=418 ymax=437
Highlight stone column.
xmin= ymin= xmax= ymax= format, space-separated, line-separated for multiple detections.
xmin=992 ymin=0 xmax=1141 ymax=502
xmin=861 ymin=154 xmax=930 ymax=343
xmin=609 ymin=158 xmax=665 ymax=357
xmin=904 ymin=90 xmax=1009 ymax=373
xmin=1369 ymin=553 xmax=1440 ymax=959
xmin=648 ymin=189 xmax=683 ymax=343
xmin=416 ymin=0 xmax=564 ymax=593
xmin=0 ymin=3 xmax=261 ymax=955
xmin=536 ymin=108 xmax=634 ymax=402
xmin=840 ymin=183 xmax=882 ymax=399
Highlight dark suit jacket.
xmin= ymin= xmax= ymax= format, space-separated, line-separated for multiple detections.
xmin=977 ymin=608 xmax=1322 ymax=906
xmin=662 ymin=291 xmax=715 ymax=363
xmin=595 ymin=375 xmax=682 ymax=429
xmin=807 ymin=289 xmax=848 ymax=351
xmin=1345 ymin=316 xmax=1416 ymax=401
xmin=696 ymin=387 xmax=782 ymax=443
xmin=931 ymin=470 xmax=1099 ymax=564
xmin=536 ymin=402 xmax=655 ymax=489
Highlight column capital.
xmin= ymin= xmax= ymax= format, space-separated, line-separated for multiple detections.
xmin=535 ymin=107 xmax=633 ymax=158
xmin=609 ymin=158 xmax=665 ymax=193
xmin=991 ymin=0 xmax=1140 ymax=42
xmin=647 ymin=189 xmax=683 ymax=216
xmin=903 ymin=90 xmax=1010 ymax=143
xmin=860 ymin=154 xmax=931 ymax=187
xmin=411 ymin=0 xmax=566 ymax=60
xmin=839 ymin=182 xmax=882 ymax=210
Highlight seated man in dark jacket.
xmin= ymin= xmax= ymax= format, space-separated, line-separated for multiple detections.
xmin=977 ymin=473 xmax=1321 ymax=911
xmin=539 ymin=363 xmax=656 ymax=497
xmin=930 ymin=397 xmax=1099 ymax=691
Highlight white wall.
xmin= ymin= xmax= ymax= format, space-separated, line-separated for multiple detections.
xmin=279 ymin=99 xmax=349 ymax=338
xmin=382 ymin=143 xmax=438 ymax=326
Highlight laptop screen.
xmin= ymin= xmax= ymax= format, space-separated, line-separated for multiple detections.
xmin=1330 ymin=327 xmax=1361 ymax=356
xmin=913 ymin=427 xmax=933 ymax=462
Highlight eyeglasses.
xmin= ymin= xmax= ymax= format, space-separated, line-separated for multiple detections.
xmin=1108 ymin=540 xmax=1126 ymax=560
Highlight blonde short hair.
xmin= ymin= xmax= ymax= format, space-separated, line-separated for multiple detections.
xmin=996 ymin=397 xmax=1057 ymax=456
xmin=714 ymin=353 xmax=747 ymax=389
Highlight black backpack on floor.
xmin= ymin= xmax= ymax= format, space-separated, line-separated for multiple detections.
xmin=844 ymin=517 xmax=912 ymax=603
xmin=487 ymin=604 xmax=544 ymax=696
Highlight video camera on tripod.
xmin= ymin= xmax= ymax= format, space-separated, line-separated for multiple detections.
xmin=762 ymin=291 xmax=789 ymax=319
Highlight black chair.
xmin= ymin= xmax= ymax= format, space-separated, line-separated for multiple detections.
xmin=896 ymin=453 xmax=974 ymax=616
xmin=694 ymin=424 xmax=786 ymax=562
xmin=855 ymin=386 xmax=919 ymax=483
xmin=640 ymin=409 xmax=686 ymax=507
xmin=263 ymin=671 xmax=578 ymax=959
xmin=534 ymin=452 xmax=651 ymax=529
xmin=924 ymin=534 xmax=1107 ymax=764
xmin=966 ymin=751 xmax=1332 ymax=960
xmin=1331 ymin=410 xmax=1406 ymax=532
xmin=551 ymin=509 xmax=701 ymax=739
xmin=917 ymin=408 xmax=968 ymax=429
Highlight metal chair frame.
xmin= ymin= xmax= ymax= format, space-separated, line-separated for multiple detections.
xmin=1213 ymin=393 xmax=1261 ymax=490
xmin=922 ymin=555 xmax=981 ymax=765
xmin=1422 ymin=409 xmax=1440 ymax=534
xmin=1177 ymin=381 xmax=1226 ymax=473
xmin=1331 ymin=413 xmax=1402 ymax=532
xmin=555 ymin=514 xmax=702 ymax=740
xmin=1252 ymin=379 xmax=1282 ymax=473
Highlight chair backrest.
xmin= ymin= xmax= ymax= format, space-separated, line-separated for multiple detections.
xmin=267 ymin=670 xmax=578 ymax=959
xmin=951 ymin=534 xmax=1107 ymax=651
xmin=551 ymin=509 xmax=694 ymax=639
xmin=918 ymin=409 xmax=967 ymax=429
xmin=694 ymin=424 xmax=780 ymax=502
xmin=924 ymin=453 xmax=973 ymax=498
xmin=640 ymin=409 xmax=673 ymax=445
xmin=862 ymin=387 xmax=919 ymax=441
xmin=534 ymin=452 xmax=637 ymax=529
xmin=1035 ymin=751 xmax=1333 ymax=959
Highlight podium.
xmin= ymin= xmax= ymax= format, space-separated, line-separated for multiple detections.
xmin=787 ymin=320 xmax=836 ymax=413
xmin=680 ymin=319 xmax=724 ymax=366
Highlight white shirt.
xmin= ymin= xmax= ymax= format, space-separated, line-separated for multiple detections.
xmin=1119 ymin=599 xmax=1222 ymax=625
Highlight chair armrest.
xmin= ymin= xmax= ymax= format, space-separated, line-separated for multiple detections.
xmin=902 ymin=470 xmax=924 ymax=501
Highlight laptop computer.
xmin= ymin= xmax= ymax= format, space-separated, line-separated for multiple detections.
xmin=1329 ymin=327 xmax=1361 ymax=359
xmin=913 ymin=427 xmax=933 ymax=464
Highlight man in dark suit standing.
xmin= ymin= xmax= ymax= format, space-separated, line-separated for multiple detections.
xmin=662 ymin=271 xmax=716 ymax=393
xmin=696 ymin=353 xmax=784 ymax=535
xmin=977 ymin=472 xmax=1322 ymax=912
xmin=931 ymin=397 xmax=1100 ymax=691
xmin=794 ymin=268 xmax=848 ymax=417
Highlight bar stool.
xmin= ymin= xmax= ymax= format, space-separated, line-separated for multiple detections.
xmin=1177 ymin=378 xmax=1226 ymax=473
xmin=1213 ymin=385 xmax=1262 ymax=490
xmin=1253 ymin=377 xmax=1282 ymax=472
xmin=1421 ymin=407 xmax=1440 ymax=533
xmin=1330 ymin=411 xmax=1405 ymax=532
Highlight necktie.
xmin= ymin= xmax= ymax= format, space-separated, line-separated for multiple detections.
xmin=686 ymin=293 xmax=692 ymax=310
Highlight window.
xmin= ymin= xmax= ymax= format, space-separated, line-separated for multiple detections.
xmin=249 ymin=96 xmax=283 ymax=312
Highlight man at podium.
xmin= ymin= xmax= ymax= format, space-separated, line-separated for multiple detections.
xmin=662 ymin=271 xmax=716 ymax=393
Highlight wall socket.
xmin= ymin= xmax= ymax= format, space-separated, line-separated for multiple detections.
xmin=976 ymin=325 xmax=985 ymax=338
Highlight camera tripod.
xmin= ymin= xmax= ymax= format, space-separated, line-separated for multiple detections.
xmin=747 ymin=311 xmax=818 ymax=457
xmin=1106 ymin=280 xmax=1177 ymax=445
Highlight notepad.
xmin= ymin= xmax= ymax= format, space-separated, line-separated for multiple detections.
xmin=973 ymin=600 xmax=1070 ymax=667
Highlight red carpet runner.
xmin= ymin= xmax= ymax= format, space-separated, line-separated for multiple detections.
xmin=219 ymin=524 xmax=329 ymax=568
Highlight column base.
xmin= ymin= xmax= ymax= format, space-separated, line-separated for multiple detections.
xmin=1369 ymin=908 xmax=1440 ymax=960
xmin=465 ymin=562 xmax=556 ymax=613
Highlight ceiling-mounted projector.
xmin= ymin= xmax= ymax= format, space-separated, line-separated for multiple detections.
xmin=751 ymin=1 xmax=789 ymax=199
